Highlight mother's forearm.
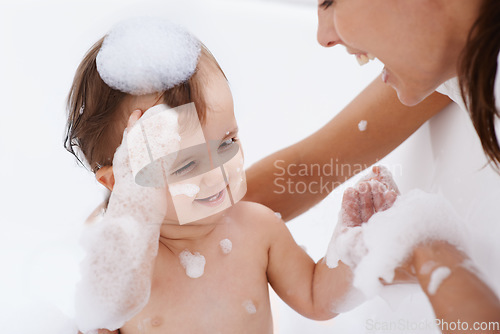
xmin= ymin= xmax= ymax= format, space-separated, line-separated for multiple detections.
xmin=244 ymin=76 xmax=451 ymax=221
xmin=412 ymin=241 xmax=500 ymax=334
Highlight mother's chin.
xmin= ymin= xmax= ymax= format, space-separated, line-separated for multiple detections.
xmin=392 ymin=81 xmax=438 ymax=107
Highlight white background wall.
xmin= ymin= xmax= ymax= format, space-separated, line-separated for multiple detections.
xmin=1 ymin=0 xmax=498 ymax=333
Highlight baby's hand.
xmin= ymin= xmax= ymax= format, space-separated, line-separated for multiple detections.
xmin=341 ymin=178 xmax=398 ymax=228
xmin=326 ymin=166 xmax=399 ymax=269
xmin=127 ymin=109 xmax=143 ymax=129
xmin=362 ymin=165 xmax=400 ymax=195
xmin=347 ymin=168 xmax=415 ymax=283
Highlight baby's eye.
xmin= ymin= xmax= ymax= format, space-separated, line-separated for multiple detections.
xmin=171 ymin=161 xmax=196 ymax=176
xmin=218 ymin=138 xmax=238 ymax=153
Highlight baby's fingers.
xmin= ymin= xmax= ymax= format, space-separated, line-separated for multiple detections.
xmin=127 ymin=109 xmax=143 ymax=129
xmin=341 ymin=187 xmax=362 ymax=227
xmin=370 ymin=180 xmax=397 ymax=212
xmin=370 ymin=166 xmax=400 ymax=195
xmin=375 ymin=190 xmax=398 ymax=212
xmin=357 ymin=181 xmax=375 ymax=223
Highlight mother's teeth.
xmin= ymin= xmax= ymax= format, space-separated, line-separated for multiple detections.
xmin=367 ymin=53 xmax=375 ymax=60
xmin=357 ymin=54 xmax=369 ymax=66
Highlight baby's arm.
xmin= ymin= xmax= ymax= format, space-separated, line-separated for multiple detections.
xmin=76 ymin=112 xmax=166 ymax=333
xmin=264 ymin=207 xmax=356 ymax=320
xmin=266 ymin=167 xmax=402 ymax=319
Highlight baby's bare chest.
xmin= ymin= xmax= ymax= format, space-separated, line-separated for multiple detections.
xmin=121 ymin=237 xmax=273 ymax=334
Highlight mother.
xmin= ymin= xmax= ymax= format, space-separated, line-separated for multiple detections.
xmin=245 ymin=0 xmax=500 ymax=328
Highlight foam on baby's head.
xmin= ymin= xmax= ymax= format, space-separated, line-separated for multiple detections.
xmin=65 ymin=17 xmax=225 ymax=173
xmin=97 ymin=17 xmax=201 ymax=95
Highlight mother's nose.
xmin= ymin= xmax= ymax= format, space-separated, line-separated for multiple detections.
xmin=317 ymin=10 xmax=341 ymax=48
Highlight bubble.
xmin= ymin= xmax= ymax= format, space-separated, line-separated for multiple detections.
xmin=179 ymin=250 xmax=206 ymax=279
xmin=427 ymin=267 xmax=451 ymax=295
xmin=97 ymin=17 xmax=200 ymax=95
xmin=219 ymin=239 xmax=232 ymax=254
xmin=358 ymin=120 xmax=367 ymax=132
xmin=242 ymin=300 xmax=257 ymax=314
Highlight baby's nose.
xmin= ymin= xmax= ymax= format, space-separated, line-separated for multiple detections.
xmin=201 ymin=167 xmax=226 ymax=189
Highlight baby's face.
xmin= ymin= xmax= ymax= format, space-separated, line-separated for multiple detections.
xmin=161 ymin=69 xmax=246 ymax=225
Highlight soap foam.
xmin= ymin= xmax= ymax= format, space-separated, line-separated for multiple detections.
xmin=358 ymin=120 xmax=368 ymax=132
xmin=75 ymin=104 xmax=182 ymax=333
xmin=75 ymin=132 xmax=168 ymax=333
xmin=169 ymin=183 xmax=200 ymax=198
xmin=427 ymin=266 xmax=451 ymax=295
xmin=179 ymin=250 xmax=206 ymax=278
xmin=242 ymin=300 xmax=257 ymax=314
xmin=326 ymin=189 xmax=467 ymax=298
xmin=97 ymin=17 xmax=200 ymax=95
xmin=219 ymin=239 xmax=232 ymax=254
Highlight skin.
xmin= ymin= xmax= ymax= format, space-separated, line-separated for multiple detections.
xmin=245 ymin=0 xmax=500 ymax=331
xmin=318 ymin=2 xmax=500 ymax=331
xmin=244 ymin=77 xmax=451 ymax=221
xmin=316 ymin=0 xmax=483 ymax=106
xmin=90 ymin=59 xmax=366 ymax=334
xmin=86 ymin=2 xmax=497 ymax=331
xmin=342 ymin=173 xmax=500 ymax=334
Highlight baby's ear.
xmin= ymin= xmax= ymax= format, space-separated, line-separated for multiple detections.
xmin=96 ymin=166 xmax=115 ymax=191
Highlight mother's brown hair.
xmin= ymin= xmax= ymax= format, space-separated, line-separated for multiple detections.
xmin=65 ymin=37 xmax=224 ymax=173
xmin=459 ymin=0 xmax=500 ymax=171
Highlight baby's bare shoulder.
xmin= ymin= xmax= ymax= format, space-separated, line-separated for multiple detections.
xmin=229 ymin=201 xmax=284 ymax=233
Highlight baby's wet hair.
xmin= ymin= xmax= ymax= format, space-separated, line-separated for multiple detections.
xmin=65 ymin=36 xmax=225 ymax=173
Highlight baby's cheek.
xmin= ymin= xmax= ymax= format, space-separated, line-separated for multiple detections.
xmin=163 ymin=191 xmax=178 ymax=221
xmin=224 ymin=151 xmax=246 ymax=202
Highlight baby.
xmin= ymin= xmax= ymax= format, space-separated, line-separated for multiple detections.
xmin=66 ymin=18 xmax=399 ymax=334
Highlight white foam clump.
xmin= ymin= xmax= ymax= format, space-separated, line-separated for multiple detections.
xmin=169 ymin=183 xmax=200 ymax=197
xmin=179 ymin=250 xmax=206 ymax=278
xmin=326 ymin=189 xmax=467 ymax=298
xmin=219 ymin=239 xmax=232 ymax=254
xmin=242 ymin=300 xmax=257 ymax=314
xmin=97 ymin=17 xmax=201 ymax=95
xmin=75 ymin=127 xmax=169 ymax=333
xmin=358 ymin=120 xmax=368 ymax=132
xmin=427 ymin=267 xmax=451 ymax=295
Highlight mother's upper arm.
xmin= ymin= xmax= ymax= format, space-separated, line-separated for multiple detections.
xmin=244 ymin=76 xmax=451 ymax=221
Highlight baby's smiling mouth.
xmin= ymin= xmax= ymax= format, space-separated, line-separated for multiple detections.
xmin=194 ymin=188 xmax=226 ymax=206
